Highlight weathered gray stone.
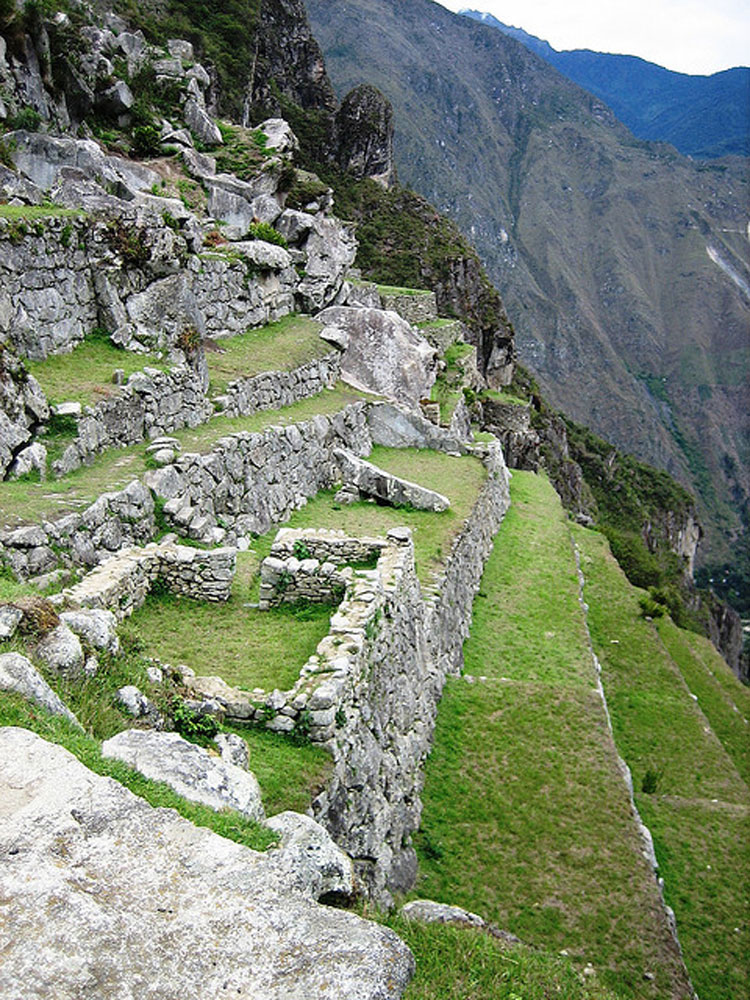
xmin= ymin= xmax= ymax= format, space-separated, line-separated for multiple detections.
xmin=213 ymin=731 xmax=250 ymax=770
xmin=368 ymin=401 xmax=467 ymax=452
xmin=34 ymin=624 xmax=84 ymax=677
xmin=318 ymin=305 xmax=436 ymax=405
xmin=259 ymin=118 xmax=299 ymax=155
xmin=0 ymin=605 xmax=23 ymax=640
xmin=0 ymin=728 xmax=415 ymax=999
xmin=101 ymin=728 xmax=265 ymax=821
xmin=266 ymin=811 xmax=355 ymax=901
xmin=0 ymin=653 xmax=80 ymax=726
xmin=8 ymin=442 xmax=47 ymax=480
xmin=337 ymin=85 xmax=395 ymax=188
xmin=401 ymin=899 xmax=486 ymax=928
xmin=183 ymin=98 xmax=222 ymax=147
xmin=335 ymin=448 xmax=450 ymax=512
xmin=60 ymin=608 xmax=119 ymax=655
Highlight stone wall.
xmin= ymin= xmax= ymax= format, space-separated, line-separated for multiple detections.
xmin=259 ymin=554 xmax=350 ymax=609
xmin=220 ymin=351 xmax=340 ymax=417
xmin=0 ymin=215 xmax=97 ymax=359
xmin=53 ymin=364 xmax=212 ymax=476
xmin=54 ymin=540 xmax=236 ymax=620
xmin=185 ymin=441 xmax=511 ymax=904
xmin=378 ymin=289 xmax=438 ymax=325
xmin=0 ymin=479 xmax=155 ymax=582
xmin=145 ymin=402 xmax=372 ymax=543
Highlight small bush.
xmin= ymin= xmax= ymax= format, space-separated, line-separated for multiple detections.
xmin=292 ymin=539 xmax=311 ymax=561
xmin=638 ymin=593 xmax=666 ymax=619
xmin=246 ymin=221 xmax=287 ymax=248
xmin=131 ymin=122 xmax=162 ymax=158
xmin=7 ymin=107 xmax=42 ymax=132
xmin=641 ymin=766 xmax=662 ymax=794
xmin=172 ymin=700 xmax=219 ymax=743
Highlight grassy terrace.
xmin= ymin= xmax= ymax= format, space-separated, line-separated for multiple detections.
xmin=414 ymin=472 xmax=691 ymax=1000
xmin=0 ymin=384 xmax=367 ymax=529
xmin=129 ymin=446 xmax=488 ymax=696
xmin=27 ymin=337 xmax=168 ymax=408
xmin=0 ymin=205 xmax=83 ymax=219
xmin=573 ymin=526 xmax=750 ymax=1000
xmin=376 ymin=283 xmax=432 ymax=296
xmin=206 ymin=314 xmax=329 ymax=393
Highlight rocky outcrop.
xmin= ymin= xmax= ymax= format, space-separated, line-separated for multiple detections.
xmin=0 ymin=344 xmax=48 ymax=478
xmin=337 ymin=84 xmax=395 ymax=188
xmin=0 ymin=727 xmax=415 ymax=999
xmin=319 ymin=305 xmax=437 ymax=404
xmin=101 ymin=729 xmax=266 ymax=822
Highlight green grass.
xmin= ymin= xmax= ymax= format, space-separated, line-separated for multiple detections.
xmin=127 ymin=553 xmax=332 ymax=692
xmin=0 ymin=205 xmax=83 ymax=219
xmin=381 ymin=916 xmax=619 ymax=1000
xmin=376 ymin=283 xmax=432 ymax=296
xmin=573 ymin=525 xmax=750 ymax=999
xmin=415 ymin=472 xmax=693 ymax=999
xmin=0 ymin=384 xmax=367 ymax=529
xmin=206 ymin=315 xmax=328 ymax=393
xmin=656 ymin=616 xmax=750 ymax=784
xmin=277 ymin=446 xmax=487 ymax=587
xmin=0 ymin=691 xmax=276 ymax=851
xmin=482 ymin=389 xmax=529 ymax=407
xmin=26 ymin=337 xmax=168 ymax=408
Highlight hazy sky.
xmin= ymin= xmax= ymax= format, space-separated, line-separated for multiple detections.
xmin=435 ymin=1 xmax=749 ymax=75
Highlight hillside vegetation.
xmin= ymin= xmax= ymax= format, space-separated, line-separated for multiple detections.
xmin=307 ymin=0 xmax=750 ymax=587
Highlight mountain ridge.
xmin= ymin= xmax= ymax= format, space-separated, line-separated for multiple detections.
xmin=459 ymin=7 xmax=750 ymax=159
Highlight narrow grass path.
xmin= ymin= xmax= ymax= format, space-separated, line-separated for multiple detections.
xmin=415 ymin=472 xmax=689 ymax=1000
xmin=573 ymin=526 xmax=750 ymax=1000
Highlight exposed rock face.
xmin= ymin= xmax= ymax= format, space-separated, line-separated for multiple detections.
xmin=101 ymin=729 xmax=266 ymax=822
xmin=337 ymin=84 xmax=395 ymax=188
xmin=34 ymin=623 xmax=84 ymax=677
xmin=367 ymin=401 xmax=468 ymax=453
xmin=318 ymin=305 xmax=437 ymax=404
xmin=245 ymin=0 xmax=337 ymax=125
xmin=0 ymin=345 xmax=49 ymax=479
xmin=0 ymin=728 xmax=415 ymax=999
xmin=0 ymin=653 xmax=80 ymax=726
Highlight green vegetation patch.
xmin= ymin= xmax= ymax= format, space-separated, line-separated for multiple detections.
xmin=127 ymin=553 xmax=332 ymax=692
xmin=26 ymin=334 xmax=168 ymax=408
xmin=416 ymin=472 xmax=686 ymax=999
xmin=382 ymin=916 xmax=619 ymax=1000
xmin=376 ymin=283 xmax=432 ymax=296
xmin=573 ymin=526 xmax=749 ymax=998
xmin=206 ymin=315 xmax=327 ymax=394
xmin=0 ymin=205 xmax=83 ymax=219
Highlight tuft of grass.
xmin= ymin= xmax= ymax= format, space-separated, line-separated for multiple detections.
xmin=0 ymin=205 xmax=83 ymax=220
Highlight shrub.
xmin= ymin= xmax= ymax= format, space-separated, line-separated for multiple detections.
xmin=172 ymin=700 xmax=219 ymax=743
xmin=246 ymin=221 xmax=287 ymax=248
xmin=131 ymin=123 xmax=162 ymax=158
xmin=292 ymin=539 xmax=311 ymax=561
xmin=7 ymin=107 xmax=42 ymax=132
xmin=641 ymin=766 xmax=661 ymax=794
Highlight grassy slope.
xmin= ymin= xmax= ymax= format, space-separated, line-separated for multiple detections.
xmin=573 ymin=527 xmax=750 ymax=1000
xmin=415 ymin=472 xmax=688 ymax=1000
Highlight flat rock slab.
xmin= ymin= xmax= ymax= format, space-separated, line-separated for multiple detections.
xmin=0 ymin=728 xmax=414 ymax=1000
xmin=0 ymin=653 xmax=80 ymax=727
xmin=101 ymin=728 xmax=265 ymax=822
xmin=335 ymin=448 xmax=450 ymax=512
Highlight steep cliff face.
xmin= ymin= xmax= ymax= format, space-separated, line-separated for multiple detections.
xmin=244 ymin=0 xmax=336 ymax=122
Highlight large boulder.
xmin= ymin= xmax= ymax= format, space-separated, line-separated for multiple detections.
xmin=34 ymin=623 xmax=85 ymax=677
xmin=101 ymin=728 xmax=266 ymax=822
xmin=0 ymin=653 xmax=80 ymax=727
xmin=0 ymin=728 xmax=415 ymax=999
xmin=318 ymin=305 xmax=437 ymax=405
xmin=266 ymin=810 xmax=355 ymax=901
